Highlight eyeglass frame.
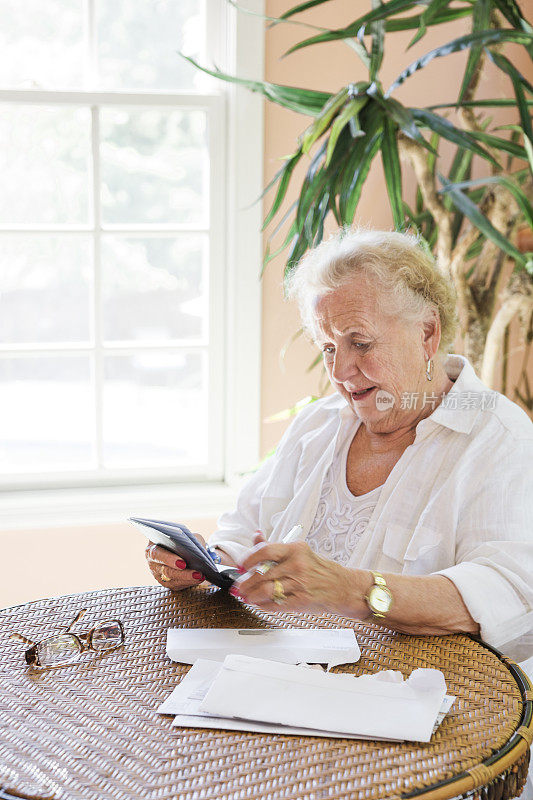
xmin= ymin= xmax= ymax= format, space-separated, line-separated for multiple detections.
xmin=11 ymin=609 xmax=125 ymax=667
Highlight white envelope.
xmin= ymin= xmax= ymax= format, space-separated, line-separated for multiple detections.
xmin=199 ymin=654 xmax=447 ymax=742
xmin=158 ymin=659 xmax=403 ymax=740
xmin=171 ymin=714 xmax=403 ymax=740
xmin=166 ymin=628 xmax=360 ymax=669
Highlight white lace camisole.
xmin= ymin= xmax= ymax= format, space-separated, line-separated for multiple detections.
xmin=306 ymin=424 xmax=383 ymax=566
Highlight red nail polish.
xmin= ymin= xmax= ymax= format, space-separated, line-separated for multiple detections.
xmin=237 ymin=566 xmax=246 ymax=574
xmin=175 ymin=558 xmax=186 ymax=569
xmin=229 ymin=587 xmax=240 ymax=598
xmin=192 ymin=571 xmax=203 ymax=581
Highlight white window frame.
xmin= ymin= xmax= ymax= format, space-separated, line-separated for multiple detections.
xmin=0 ymin=0 xmax=264 ymax=528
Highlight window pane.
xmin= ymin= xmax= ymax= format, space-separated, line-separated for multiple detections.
xmin=100 ymin=108 xmax=208 ymax=225
xmin=102 ymin=235 xmax=207 ymax=343
xmin=0 ymin=105 xmax=91 ymax=224
xmin=97 ymin=0 xmax=206 ymax=92
xmin=0 ymin=235 xmax=92 ymax=344
xmin=0 ymin=0 xmax=84 ymax=90
xmin=103 ymin=352 xmax=207 ymax=467
xmin=0 ymin=356 xmax=94 ymax=473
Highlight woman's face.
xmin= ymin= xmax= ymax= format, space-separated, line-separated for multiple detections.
xmin=312 ymin=277 xmax=430 ymax=433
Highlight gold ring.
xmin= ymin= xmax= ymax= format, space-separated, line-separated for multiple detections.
xmin=272 ymin=579 xmax=286 ymax=605
xmin=256 ymin=560 xmax=276 ymax=575
xmin=160 ymin=567 xmax=170 ymax=583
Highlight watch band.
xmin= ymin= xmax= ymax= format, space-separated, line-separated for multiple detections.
xmin=371 ymin=571 xmax=387 ymax=588
xmin=365 ymin=571 xmax=393 ymax=619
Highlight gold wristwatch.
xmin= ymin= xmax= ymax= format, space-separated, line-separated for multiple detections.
xmin=365 ymin=571 xmax=393 ymax=619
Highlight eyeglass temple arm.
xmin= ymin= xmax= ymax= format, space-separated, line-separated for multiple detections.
xmin=64 ymin=608 xmax=87 ymax=633
xmin=10 ymin=633 xmax=36 ymax=647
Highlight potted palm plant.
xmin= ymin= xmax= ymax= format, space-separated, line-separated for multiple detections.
xmin=187 ymin=0 xmax=533 ymax=409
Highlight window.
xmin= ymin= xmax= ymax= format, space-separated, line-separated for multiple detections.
xmin=0 ymin=1 xmax=264 ymax=519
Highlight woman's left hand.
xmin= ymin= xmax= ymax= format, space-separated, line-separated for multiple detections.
xmin=233 ymin=540 xmax=367 ymax=617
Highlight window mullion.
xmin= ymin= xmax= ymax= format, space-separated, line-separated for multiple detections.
xmin=85 ymin=0 xmax=97 ymax=88
xmin=91 ymin=104 xmax=104 ymax=472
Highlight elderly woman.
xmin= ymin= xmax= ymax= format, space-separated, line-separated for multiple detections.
xmin=146 ymin=229 xmax=533 ymax=662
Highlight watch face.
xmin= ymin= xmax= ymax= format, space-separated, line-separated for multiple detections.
xmin=369 ymin=586 xmax=392 ymax=613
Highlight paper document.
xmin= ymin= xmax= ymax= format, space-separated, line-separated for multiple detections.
xmin=199 ymin=654 xmax=447 ymax=742
xmin=166 ymin=628 xmax=360 ymax=669
xmin=159 ymin=658 xmax=452 ymax=743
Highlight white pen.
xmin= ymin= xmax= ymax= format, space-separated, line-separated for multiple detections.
xmin=255 ymin=523 xmax=304 ymax=575
xmin=283 ymin=522 xmax=304 ymax=543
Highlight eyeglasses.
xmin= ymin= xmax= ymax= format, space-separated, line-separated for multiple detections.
xmin=11 ymin=609 xmax=125 ymax=667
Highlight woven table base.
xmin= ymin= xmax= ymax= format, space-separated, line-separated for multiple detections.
xmin=0 ymin=586 xmax=531 ymax=800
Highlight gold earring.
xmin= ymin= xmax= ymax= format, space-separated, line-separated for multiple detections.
xmin=425 ymin=358 xmax=434 ymax=382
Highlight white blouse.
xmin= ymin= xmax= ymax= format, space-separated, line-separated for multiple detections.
xmin=306 ymin=424 xmax=382 ymax=566
xmin=209 ymin=355 xmax=533 ymax=661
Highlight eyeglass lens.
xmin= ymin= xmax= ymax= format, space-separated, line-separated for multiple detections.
xmin=37 ymin=634 xmax=82 ymax=666
xmin=91 ymin=621 xmax=123 ymax=651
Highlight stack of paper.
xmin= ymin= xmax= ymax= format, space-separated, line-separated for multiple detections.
xmin=166 ymin=628 xmax=361 ymax=670
xmin=158 ymin=655 xmax=454 ymax=743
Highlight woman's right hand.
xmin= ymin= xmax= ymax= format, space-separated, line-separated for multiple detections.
xmin=145 ymin=537 xmax=208 ymax=591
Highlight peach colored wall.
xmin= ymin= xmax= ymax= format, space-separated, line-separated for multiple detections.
xmin=0 ymin=519 xmax=216 ymax=609
xmin=261 ymin=1 xmax=532 ymax=454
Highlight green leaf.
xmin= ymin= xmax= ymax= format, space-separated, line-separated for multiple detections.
xmin=407 ymin=0 xmax=454 ymax=49
xmin=465 ymin=235 xmax=484 ymax=264
xmin=345 ymin=131 xmax=382 ymax=222
xmin=337 ymin=103 xmax=384 ymax=220
xmin=438 ymin=174 xmax=526 ymax=266
xmin=368 ymin=87 xmax=435 ymax=150
xmin=486 ymin=49 xmax=533 ymax=95
xmin=388 ymin=29 xmax=533 ymax=94
xmin=294 ymin=122 xmax=354 ymax=249
xmin=307 ymin=353 xmax=324 ymax=372
xmin=263 ymin=150 xmax=303 ymax=229
xmin=284 ymin=0 xmax=420 ymax=55
xmin=308 ymin=190 xmax=331 ymax=246
xmin=494 ymin=124 xmax=526 ymax=132
xmin=426 ymin=130 xmax=440 ymax=176
xmin=485 ymin=49 xmax=533 ymax=145
xmin=458 ymin=0 xmax=490 ymax=104
xmin=440 ymin=175 xmax=533 ymax=226
xmin=370 ymin=0 xmax=386 ymax=81
xmin=344 ymin=37 xmax=371 ymax=69
xmin=493 ymin=0 xmax=533 ymax=47
xmin=181 ymin=55 xmax=332 ymax=116
xmin=385 ymin=6 xmax=472 ymax=32
xmin=286 ymin=231 xmax=313 ymax=273
xmin=448 ymin=117 xmax=490 ymax=185
xmin=301 ymin=87 xmax=350 ymax=154
xmin=415 ymin=185 xmax=424 ymax=215
xmin=506 ymin=128 xmax=522 ymax=171
xmin=296 ymin=141 xmax=329 ymax=231
xmin=256 ymin=158 xmax=299 ymax=205
xmin=381 ymin=117 xmax=404 ymax=229
xmin=446 ymin=142 xmax=474 ymax=221
xmin=262 ymin=216 xmax=297 ymax=272
xmin=228 ymin=0 xmax=333 ymax=34
xmin=276 ymin=0 xmax=334 ymax=23
xmin=403 ymin=200 xmax=437 ymax=242
xmin=265 ymin=394 xmax=319 ymax=421
xmin=262 ymin=224 xmax=296 ymax=276
xmin=325 ymin=96 xmax=367 ymax=166
xmin=266 ymin=199 xmax=298 ymax=241
xmin=468 ymin=129 xmax=527 ymax=160
xmin=412 ymin=108 xmax=500 ymax=168
xmin=428 ymin=98 xmax=533 ymax=109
